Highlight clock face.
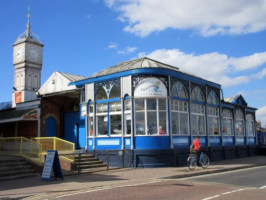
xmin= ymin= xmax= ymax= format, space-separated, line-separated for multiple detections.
xmin=27 ymin=47 xmax=41 ymax=63
xmin=14 ymin=46 xmax=25 ymax=62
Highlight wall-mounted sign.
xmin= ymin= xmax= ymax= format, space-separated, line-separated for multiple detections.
xmin=15 ymin=91 xmax=22 ymax=103
xmin=22 ymin=109 xmax=38 ymax=120
xmin=134 ymin=77 xmax=167 ymax=97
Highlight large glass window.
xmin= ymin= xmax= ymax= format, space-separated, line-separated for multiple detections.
xmin=96 ymin=86 xmax=107 ymax=100
xmin=171 ymin=100 xmax=189 ymax=135
xmin=191 ymin=103 xmax=206 ymax=135
xmin=208 ymin=106 xmax=219 ymax=135
xmin=171 ymin=81 xmax=188 ymax=99
xmin=191 ymin=86 xmax=205 ymax=102
xmin=89 ymin=104 xmax=94 ymax=137
xmin=246 ymin=113 xmax=255 ymax=136
xmin=124 ymin=99 xmax=132 ymax=135
xmin=109 ymin=101 xmax=122 ymax=135
xmin=207 ymin=90 xmax=219 ymax=105
xmin=222 ymin=108 xmax=233 ymax=136
xmin=96 ymin=103 xmax=108 ymax=136
xmin=235 ymin=108 xmax=244 ymax=136
xmin=135 ymin=98 xmax=167 ymax=136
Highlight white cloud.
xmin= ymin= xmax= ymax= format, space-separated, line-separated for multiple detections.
xmin=138 ymin=49 xmax=266 ymax=87
xmin=107 ymin=42 xmax=118 ymax=49
xmin=229 ymin=52 xmax=266 ymax=71
xmin=257 ymin=106 xmax=266 ymax=127
xmin=106 ymin=0 xmax=266 ymax=37
xmin=118 ymin=46 xmax=137 ymax=54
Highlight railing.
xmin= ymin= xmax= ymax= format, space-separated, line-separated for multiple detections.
xmin=32 ymin=137 xmax=75 ymax=162
xmin=0 ymin=137 xmax=42 ymax=165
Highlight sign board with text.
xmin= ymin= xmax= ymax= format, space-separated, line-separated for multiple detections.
xmin=41 ymin=150 xmax=63 ymax=181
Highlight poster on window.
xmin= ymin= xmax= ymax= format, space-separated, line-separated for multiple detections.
xmin=134 ymin=77 xmax=167 ymax=97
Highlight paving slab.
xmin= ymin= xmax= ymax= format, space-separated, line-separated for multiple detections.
xmin=0 ymin=156 xmax=265 ymax=199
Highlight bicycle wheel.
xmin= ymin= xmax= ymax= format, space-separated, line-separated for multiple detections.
xmin=187 ymin=155 xmax=197 ymax=170
xmin=200 ymin=153 xmax=210 ymax=169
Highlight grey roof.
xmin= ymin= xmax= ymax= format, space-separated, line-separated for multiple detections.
xmin=92 ymin=57 xmax=180 ymax=77
xmin=57 ymin=71 xmax=88 ymax=82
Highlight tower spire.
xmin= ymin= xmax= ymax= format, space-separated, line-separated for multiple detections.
xmin=26 ymin=6 xmax=31 ymax=37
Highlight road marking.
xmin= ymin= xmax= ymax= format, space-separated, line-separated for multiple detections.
xmin=202 ymin=188 xmax=249 ymax=200
xmin=202 ymin=195 xmax=220 ymax=200
xmin=55 ymin=179 xmax=162 ymax=199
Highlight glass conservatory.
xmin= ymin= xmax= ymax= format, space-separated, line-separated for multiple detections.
xmin=70 ymin=57 xmax=257 ymax=167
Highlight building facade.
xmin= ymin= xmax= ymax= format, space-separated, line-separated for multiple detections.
xmin=70 ymin=57 xmax=257 ymax=167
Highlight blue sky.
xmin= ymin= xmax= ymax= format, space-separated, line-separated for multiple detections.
xmin=1 ymin=0 xmax=266 ymax=126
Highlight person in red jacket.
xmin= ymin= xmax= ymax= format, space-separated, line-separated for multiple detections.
xmin=193 ymin=136 xmax=201 ymax=165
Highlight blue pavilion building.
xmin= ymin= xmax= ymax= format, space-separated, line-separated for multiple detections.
xmin=70 ymin=57 xmax=257 ymax=167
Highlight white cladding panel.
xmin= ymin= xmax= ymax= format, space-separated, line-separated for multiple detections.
xmin=86 ymin=83 xmax=94 ymax=102
xmin=122 ymin=76 xmax=132 ymax=97
xmin=38 ymin=72 xmax=76 ymax=95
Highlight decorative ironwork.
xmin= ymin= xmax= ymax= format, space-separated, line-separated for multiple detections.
xmin=94 ymin=79 xmax=121 ymax=99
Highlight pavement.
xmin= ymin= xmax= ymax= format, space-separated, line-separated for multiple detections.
xmin=0 ymin=155 xmax=266 ymax=199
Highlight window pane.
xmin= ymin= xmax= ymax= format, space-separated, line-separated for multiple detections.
xmin=159 ymin=111 xmax=167 ymax=135
xmin=109 ymin=85 xmax=120 ymax=99
xmin=198 ymin=116 xmax=205 ymax=135
xmin=180 ymin=113 xmax=188 ymax=134
xmin=89 ymin=104 xmax=93 ymax=114
xmin=136 ymin=112 xmax=145 ymax=135
xmin=125 ymin=100 xmax=131 ymax=111
xmin=159 ymin=99 xmax=166 ymax=110
xmin=89 ymin=117 xmax=93 ymax=136
xmin=235 ymin=120 xmax=244 ymax=136
xmin=147 ymin=111 xmax=157 ymax=135
xmin=208 ymin=117 xmax=219 ymax=135
xmin=191 ymin=115 xmax=197 ymax=135
xmin=125 ymin=114 xmax=131 ymax=135
xmin=97 ymin=116 xmax=108 ymax=136
xmin=135 ymin=99 xmax=144 ymax=111
xmin=96 ymin=86 xmax=107 ymax=100
xmin=147 ymin=98 xmax=157 ymax=110
xmin=171 ymin=112 xmax=179 ymax=135
xmin=109 ymin=101 xmax=121 ymax=112
xmin=246 ymin=121 xmax=254 ymax=136
xmin=110 ymin=115 xmax=122 ymax=135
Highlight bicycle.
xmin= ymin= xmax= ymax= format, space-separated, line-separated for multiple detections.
xmin=187 ymin=150 xmax=210 ymax=170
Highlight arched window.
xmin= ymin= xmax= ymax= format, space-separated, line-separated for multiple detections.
xmin=246 ymin=113 xmax=255 ymax=137
xmin=191 ymin=86 xmax=206 ymax=135
xmin=235 ymin=109 xmax=244 ymax=136
xmin=109 ymin=85 xmax=120 ymax=99
xmin=96 ymin=86 xmax=107 ymax=100
xmin=171 ymin=81 xmax=188 ymax=99
xmin=207 ymin=90 xmax=219 ymax=105
xmin=222 ymin=108 xmax=233 ymax=136
xmin=207 ymin=90 xmax=220 ymax=135
xmin=191 ymin=86 xmax=205 ymax=102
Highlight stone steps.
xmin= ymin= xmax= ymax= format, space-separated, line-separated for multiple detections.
xmin=0 ymin=156 xmax=39 ymax=181
xmin=72 ymin=153 xmax=107 ymax=172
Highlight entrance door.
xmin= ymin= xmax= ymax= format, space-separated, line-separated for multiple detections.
xmin=45 ymin=116 xmax=57 ymax=137
xmin=64 ymin=112 xmax=86 ymax=149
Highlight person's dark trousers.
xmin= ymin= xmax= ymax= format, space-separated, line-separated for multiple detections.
xmin=196 ymin=150 xmax=202 ymax=166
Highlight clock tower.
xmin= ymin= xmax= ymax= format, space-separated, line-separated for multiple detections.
xmin=12 ymin=8 xmax=44 ymax=107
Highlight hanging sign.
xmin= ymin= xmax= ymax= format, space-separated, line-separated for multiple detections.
xmin=22 ymin=109 xmax=38 ymax=120
xmin=134 ymin=77 xmax=167 ymax=97
xmin=41 ymin=150 xmax=63 ymax=181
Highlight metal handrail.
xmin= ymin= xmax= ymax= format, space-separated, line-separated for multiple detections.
xmin=0 ymin=137 xmax=42 ymax=165
xmin=32 ymin=137 xmax=75 ymax=162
